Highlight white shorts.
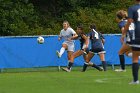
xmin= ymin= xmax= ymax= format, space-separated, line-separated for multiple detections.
xmin=63 ymin=41 xmax=75 ymax=52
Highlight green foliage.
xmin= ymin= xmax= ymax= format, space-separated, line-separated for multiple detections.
xmin=33 ymin=0 xmax=133 ymax=35
xmin=0 ymin=0 xmax=42 ymax=36
xmin=0 ymin=0 xmax=134 ymax=35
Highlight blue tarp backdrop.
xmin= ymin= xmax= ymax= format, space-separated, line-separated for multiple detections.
xmin=0 ymin=35 xmax=133 ymax=68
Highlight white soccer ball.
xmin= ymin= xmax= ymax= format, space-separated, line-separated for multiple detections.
xmin=37 ymin=36 xmax=44 ymax=44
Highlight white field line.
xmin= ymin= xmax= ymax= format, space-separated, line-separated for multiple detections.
xmin=95 ymin=77 xmax=125 ymax=84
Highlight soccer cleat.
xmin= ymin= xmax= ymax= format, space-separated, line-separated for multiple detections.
xmin=129 ymin=80 xmax=139 ymax=85
xmin=114 ymin=69 xmax=126 ymax=72
xmin=61 ymin=67 xmax=71 ymax=72
xmin=56 ymin=51 xmax=61 ymax=58
xmin=98 ymin=67 xmax=104 ymax=71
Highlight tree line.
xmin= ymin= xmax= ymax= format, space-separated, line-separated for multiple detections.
xmin=0 ymin=0 xmax=133 ymax=36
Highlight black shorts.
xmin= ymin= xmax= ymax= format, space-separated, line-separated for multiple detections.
xmin=126 ymin=41 xmax=132 ymax=45
xmin=132 ymin=47 xmax=140 ymax=51
xmin=130 ymin=39 xmax=140 ymax=51
xmin=90 ymin=48 xmax=106 ymax=54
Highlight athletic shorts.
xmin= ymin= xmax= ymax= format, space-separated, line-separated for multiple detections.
xmin=130 ymin=39 xmax=140 ymax=51
xmin=90 ymin=47 xmax=106 ymax=54
xmin=63 ymin=41 xmax=75 ymax=52
xmin=132 ymin=47 xmax=140 ymax=51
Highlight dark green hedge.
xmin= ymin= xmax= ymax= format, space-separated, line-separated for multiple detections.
xmin=0 ymin=0 xmax=133 ymax=36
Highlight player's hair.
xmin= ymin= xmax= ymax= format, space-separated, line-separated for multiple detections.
xmin=77 ymin=26 xmax=85 ymax=34
xmin=90 ymin=23 xmax=96 ymax=30
xmin=63 ymin=20 xmax=70 ymax=27
xmin=116 ymin=10 xmax=128 ymax=20
xmin=136 ymin=0 xmax=140 ymax=1
xmin=77 ymin=26 xmax=83 ymax=30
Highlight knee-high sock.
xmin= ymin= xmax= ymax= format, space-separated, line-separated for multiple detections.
xmin=92 ymin=64 xmax=102 ymax=71
xmin=59 ymin=47 xmax=65 ymax=56
xmin=82 ymin=62 xmax=88 ymax=72
xmin=132 ymin=63 xmax=139 ymax=82
xmin=102 ymin=61 xmax=107 ymax=71
xmin=67 ymin=62 xmax=73 ymax=70
xmin=119 ymin=55 xmax=125 ymax=70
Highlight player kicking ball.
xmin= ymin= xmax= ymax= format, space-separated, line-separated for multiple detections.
xmin=62 ymin=26 xmax=103 ymax=72
xmin=56 ymin=21 xmax=78 ymax=67
xmin=82 ymin=23 xmax=107 ymax=72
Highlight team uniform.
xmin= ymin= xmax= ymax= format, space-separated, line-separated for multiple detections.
xmin=127 ymin=3 xmax=140 ymax=84
xmin=82 ymin=29 xmax=107 ymax=71
xmin=116 ymin=19 xmax=135 ymax=72
xmin=88 ymin=29 xmax=105 ymax=54
xmin=128 ymin=4 xmax=140 ymax=50
xmin=59 ymin=27 xmax=76 ymax=52
xmin=118 ymin=19 xmax=135 ymax=45
xmin=78 ymin=33 xmax=89 ymax=53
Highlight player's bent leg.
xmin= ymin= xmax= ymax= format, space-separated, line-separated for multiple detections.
xmin=62 ymin=50 xmax=84 ymax=72
xmin=88 ymin=62 xmax=103 ymax=71
xmin=62 ymin=51 xmax=73 ymax=72
xmin=66 ymin=51 xmax=74 ymax=71
xmin=82 ymin=52 xmax=94 ymax=72
xmin=70 ymin=50 xmax=84 ymax=62
xmin=117 ymin=44 xmax=130 ymax=71
xmin=56 ymin=44 xmax=68 ymax=58
xmin=84 ymin=51 xmax=94 ymax=62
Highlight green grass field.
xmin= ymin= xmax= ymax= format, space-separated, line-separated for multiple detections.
xmin=0 ymin=66 xmax=140 ymax=93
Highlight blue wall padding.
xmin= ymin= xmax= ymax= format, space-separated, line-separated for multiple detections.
xmin=0 ymin=35 xmax=133 ymax=68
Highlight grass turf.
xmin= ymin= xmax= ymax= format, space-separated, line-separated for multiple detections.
xmin=0 ymin=66 xmax=140 ymax=93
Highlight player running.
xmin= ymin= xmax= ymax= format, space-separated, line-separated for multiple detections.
xmin=56 ymin=21 xmax=78 ymax=66
xmin=115 ymin=10 xmax=135 ymax=72
xmin=62 ymin=26 xmax=103 ymax=72
xmin=123 ymin=0 xmax=140 ymax=84
xmin=82 ymin=23 xmax=107 ymax=72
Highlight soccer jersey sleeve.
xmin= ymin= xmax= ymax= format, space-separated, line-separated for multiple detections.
xmin=69 ymin=28 xmax=76 ymax=35
xmin=118 ymin=21 xmax=127 ymax=29
xmin=59 ymin=30 xmax=63 ymax=38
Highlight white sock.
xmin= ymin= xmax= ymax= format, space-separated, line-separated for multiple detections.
xmin=59 ymin=47 xmax=65 ymax=56
xmin=128 ymin=53 xmax=132 ymax=57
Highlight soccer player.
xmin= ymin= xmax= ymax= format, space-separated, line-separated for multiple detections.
xmin=62 ymin=26 xmax=102 ymax=72
xmin=123 ymin=0 xmax=140 ymax=84
xmin=56 ymin=21 xmax=78 ymax=67
xmin=82 ymin=23 xmax=107 ymax=72
xmin=115 ymin=10 xmax=135 ymax=72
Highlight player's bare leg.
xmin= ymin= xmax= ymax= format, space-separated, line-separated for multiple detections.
xmin=71 ymin=50 xmax=84 ymax=62
xmin=99 ymin=53 xmax=107 ymax=71
xmin=62 ymin=50 xmax=83 ymax=72
xmin=116 ymin=44 xmax=131 ymax=72
xmin=61 ymin=51 xmax=73 ymax=72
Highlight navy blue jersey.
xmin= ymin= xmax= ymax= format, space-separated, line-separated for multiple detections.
xmin=78 ymin=33 xmax=86 ymax=49
xmin=88 ymin=29 xmax=104 ymax=50
xmin=128 ymin=4 xmax=140 ymax=45
xmin=118 ymin=19 xmax=134 ymax=44
xmin=118 ymin=20 xmax=127 ymax=30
